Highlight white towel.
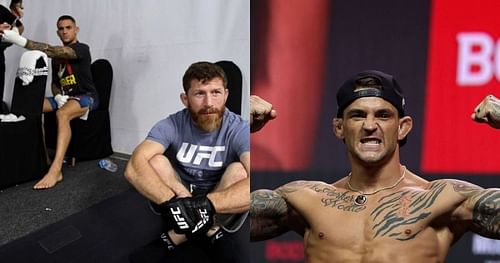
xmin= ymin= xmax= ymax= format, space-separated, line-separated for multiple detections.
xmin=17 ymin=50 xmax=49 ymax=86
xmin=79 ymin=109 xmax=89 ymax=120
xmin=0 ymin=113 xmax=26 ymax=122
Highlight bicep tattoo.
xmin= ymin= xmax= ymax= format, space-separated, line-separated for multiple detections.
xmin=471 ymin=189 xmax=500 ymax=239
xmin=250 ymin=189 xmax=291 ymax=241
xmin=25 ymin=40 xmax=77 ymax=59
xmin=448 ymin=180 xmax=500 ymax=239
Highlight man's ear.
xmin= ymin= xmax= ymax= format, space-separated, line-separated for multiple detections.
xmin=398 ymin=116 xmax=413 ymax=141
xmin=180 ymin=93 xmax=188 ymax=107
xmin=333 ymin=118 xmax=344 ymax=139
xmin=224 ymin=88 xmax=229 ymax=103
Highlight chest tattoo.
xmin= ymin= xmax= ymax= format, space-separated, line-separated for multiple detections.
xmin=310 ymin=185 xmax=366 ymax=212
xmin=370 ymin=181 xmax=447 ymax=240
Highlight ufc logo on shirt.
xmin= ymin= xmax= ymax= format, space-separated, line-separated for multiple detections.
xmin=176 ymin=143 xmax=225 ymax=167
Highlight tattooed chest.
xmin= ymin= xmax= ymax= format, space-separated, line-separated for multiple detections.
xmin=316 ymin=188 xmax=366 ymax=213
xmin=308 ymin=182 xmax=447 ymax=241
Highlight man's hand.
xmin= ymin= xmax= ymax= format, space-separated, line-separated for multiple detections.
xmin=0 ymin=28 xmax=27 ymax=47
xmin=0 ymin=22 xmax=11 ymax=32
xmin=161 ymin=196 xmax=215 ymax=238
xmin=471 ymin=95 xmax=500 ymax=129
xmin=250 ymin=95 xmax=277 ymax=133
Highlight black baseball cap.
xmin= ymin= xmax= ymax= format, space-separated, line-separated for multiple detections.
xmin=336 ymin=70 xmax=407 ymax=146
xmin=336 ymin=70 xmax=405 ymax=118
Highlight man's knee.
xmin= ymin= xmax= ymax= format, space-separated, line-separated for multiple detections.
xmin=55 ymin=108 xmax=70 ymax=122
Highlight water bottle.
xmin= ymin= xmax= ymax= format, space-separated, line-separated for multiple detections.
xmin=98 ymin=159 xmax=118 ymax=172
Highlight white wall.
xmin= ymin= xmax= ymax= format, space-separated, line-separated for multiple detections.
xmin=1 ymin=0 xmax=250 ymax=154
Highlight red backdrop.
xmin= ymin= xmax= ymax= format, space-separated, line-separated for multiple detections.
xmin=422 ymin=0 xmax=500 ymax=173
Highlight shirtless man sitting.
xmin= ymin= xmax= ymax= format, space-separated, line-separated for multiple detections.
xmin=250 ymin=70 xmax=500 ymax=263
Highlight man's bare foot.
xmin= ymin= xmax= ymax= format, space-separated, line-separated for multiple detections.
xmin=33 ymin=171 xmax=63 ymax=190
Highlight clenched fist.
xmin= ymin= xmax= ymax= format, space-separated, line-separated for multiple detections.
xmin=250 ymin=95 xmax=277 ymax=133
xmin=471 ymin=95 xmax=500 ymax=129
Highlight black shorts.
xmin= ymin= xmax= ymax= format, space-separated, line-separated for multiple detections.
xmin=129 ymin=218 xmax=250 ymax=263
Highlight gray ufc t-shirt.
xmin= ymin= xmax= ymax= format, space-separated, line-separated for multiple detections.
xmin=147 ymin=108 xmax=249 ymax=188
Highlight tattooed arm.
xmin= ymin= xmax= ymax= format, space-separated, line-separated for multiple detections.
xmin=465 ymin=188 xmax=500 ymax=239
xmin=25 ymin=40 xmax=77 ymax=59
xmin=251 ymin=183 xmax=308 ymax=241
xmin=449 ymin=180 xmax=500 ymax=239
xmin=0 ymin=29 xmax=77 ymax=59
xmin=250 ymin=189 xmax=291 ymax=241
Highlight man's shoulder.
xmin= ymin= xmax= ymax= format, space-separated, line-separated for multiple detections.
xmin=168 ymin=108 xmax=189 ymax=122
xmin=278 ymin=180 xmax=331 ymax=194
xmin=223 ymin=109 xmax=248 ymax=127
xmin=71 ymin=42 xmax=90 ymax=49
xmin=67 ymin=42 xmax=91 ymax=59
xmin=154 ymin=109 xmax=188 ymax=127
xmin=426 ymin=178 xmax=483 ymax=193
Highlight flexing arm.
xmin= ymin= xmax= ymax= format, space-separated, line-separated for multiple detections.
xmin=207 ymin=152 xmax=250 ymax=214
xmin=124 ymin=140 xmax=176 ymax=204
xmin=472 ymin=94 xmax=500 ymax=129
xmin=250 ymin=189 xmax=292 ymax=241
xmin=449 ymin=180 xmax=500 ymax=239
xmin=251 ymin=181 xmax=309 ymax=241
xmin=0 ymin=29 xmax=77 ymax=59
xmin=466 ymin=189 xmax=500 ymax=239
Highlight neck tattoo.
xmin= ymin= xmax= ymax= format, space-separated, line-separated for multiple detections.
xmin=347 ymin=165 xmax=407 ymax=206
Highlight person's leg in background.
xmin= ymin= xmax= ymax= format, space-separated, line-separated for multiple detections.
xmin=33 ymin=98 xmax=87 ymax=189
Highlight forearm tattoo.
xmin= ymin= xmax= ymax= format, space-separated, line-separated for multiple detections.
xmin=472 ymin=190 xmax=500 ymax=239
xmin=370 ymin=181 xmax=447 ymax=240
xmin=25 ymin=40 xmax=77 ymax=59
xmin=250 ymin=190 xmax=290 ymax=240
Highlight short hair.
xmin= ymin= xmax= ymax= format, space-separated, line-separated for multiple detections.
xmin=354 ymin=76 xmax=383 ymax=91
xmin=57 ymin=15 xmax=76 ymax=25
xmin=182 ymin=62 xmax=227 ymax=92
xmin=9 ymin=0 xmax=22 ymax=9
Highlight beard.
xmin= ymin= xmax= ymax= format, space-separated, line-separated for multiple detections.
xmin=189 ymin=106 xmax=225 ymax=132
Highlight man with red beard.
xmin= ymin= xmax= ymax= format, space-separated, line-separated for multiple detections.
xmin=126 ymin=61 xmax=250 ymax=262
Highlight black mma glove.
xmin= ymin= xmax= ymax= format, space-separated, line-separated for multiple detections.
xmin=186 ymin=196 xmax=216 ymax=238
xmin=160 ymin=232 xmax=177 ymax=251
xmin=160 ymin=196 xmax=216 ymax=238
